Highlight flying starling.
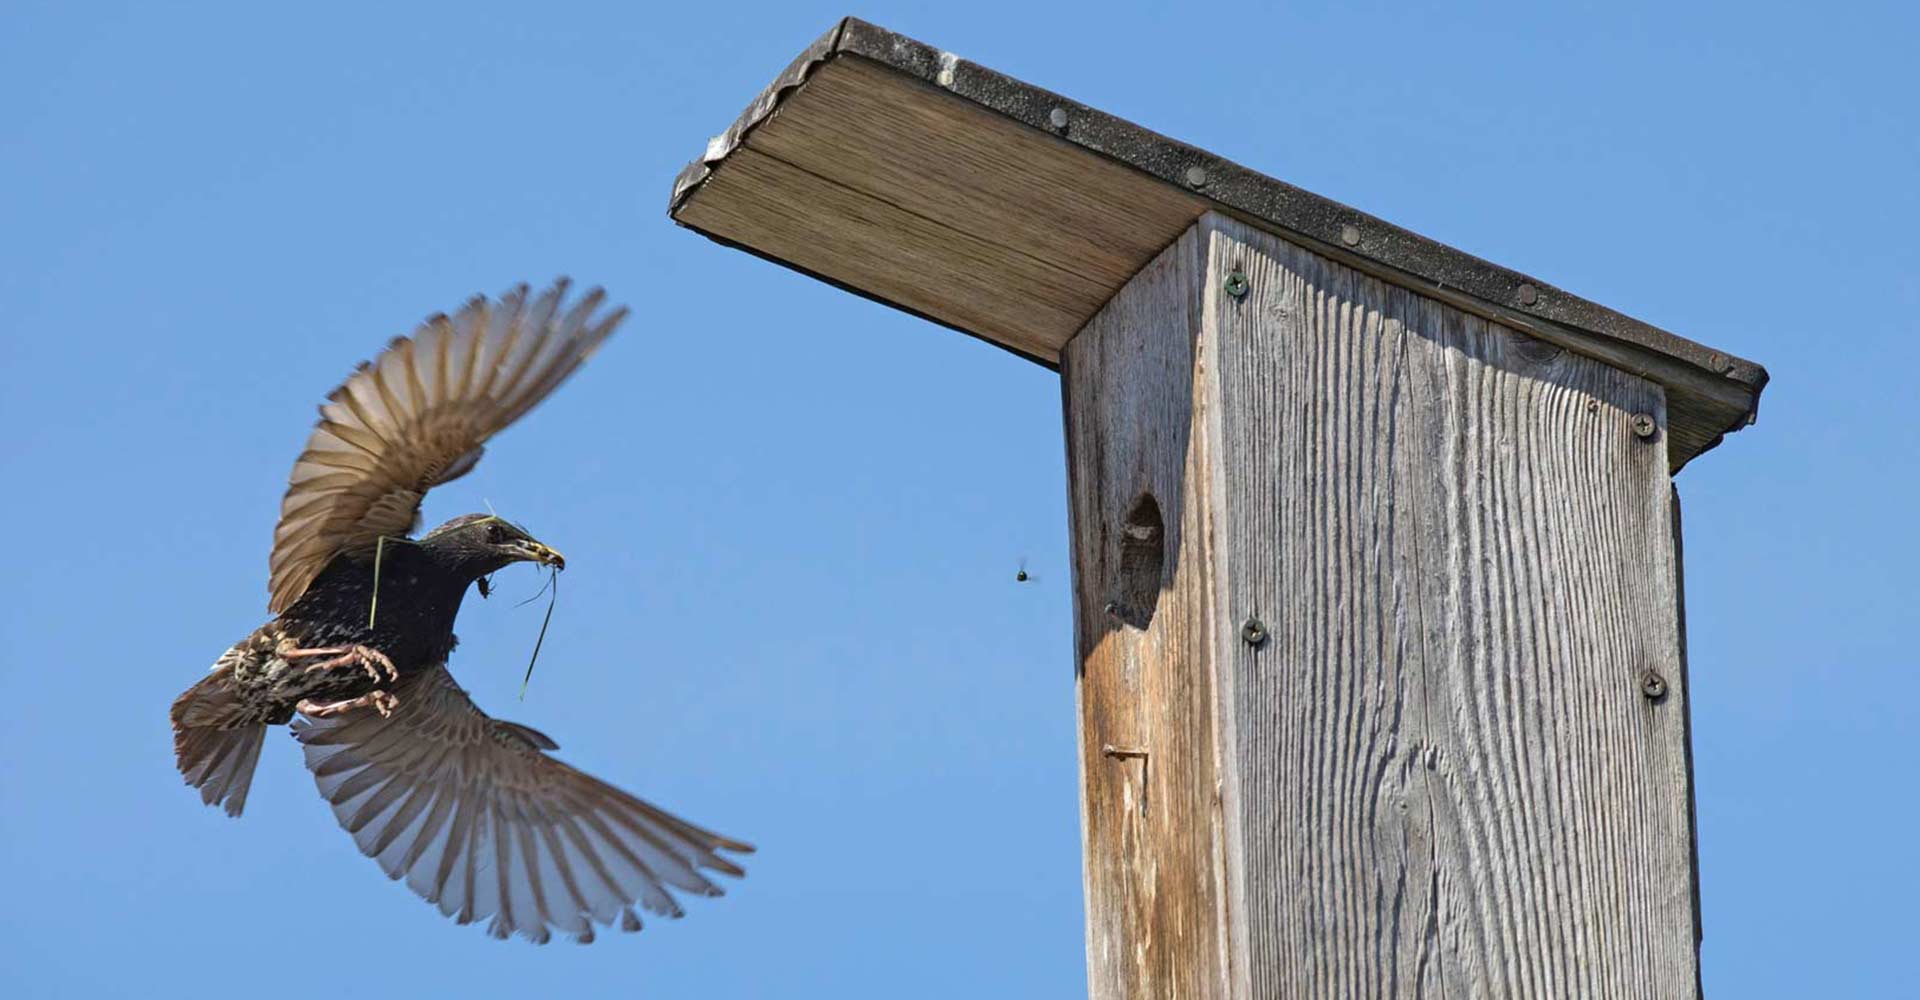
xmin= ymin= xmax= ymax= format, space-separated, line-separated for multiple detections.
xmin=170 ymin=279 xmax=751 ymax=943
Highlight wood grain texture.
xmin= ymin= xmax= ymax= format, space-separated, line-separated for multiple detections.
xmin=672 ymin=40 xmax=1763 ymax=469
xmin=747 ymin=57 xmax=1208 ymax=300
xmin=1063 ymin=225 xmax=1233 ymax=999
xmin=1064 ymin=212 xmax=1699 ymax=998
xmin=676 ymin=146 xmax=1091 ymax=361
xmin=678 ymin=55 xmax=1207 ymax=364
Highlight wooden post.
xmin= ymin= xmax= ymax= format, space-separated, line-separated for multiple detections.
xmin=1067 ymin=213 xmax=1699 ymax=996
xmin=669 ymin=19 xmax=1766 ymax=998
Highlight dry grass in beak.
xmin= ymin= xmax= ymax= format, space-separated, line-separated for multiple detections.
xmin=518 ymin=566 xmax=560 ymax=699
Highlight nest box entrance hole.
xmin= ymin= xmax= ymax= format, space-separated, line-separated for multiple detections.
xmin=1113 ymin=492 xmax=1165 ymax=630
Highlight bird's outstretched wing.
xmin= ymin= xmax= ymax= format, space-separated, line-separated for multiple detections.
xmin=266 ymin=279 xmax=626 ymax=613
xmin=291 ymin=665 xmax=751 ymax=944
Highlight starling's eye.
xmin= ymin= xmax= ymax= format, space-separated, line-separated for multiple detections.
xmin=486 ymin=522 xmax=507 ymax=544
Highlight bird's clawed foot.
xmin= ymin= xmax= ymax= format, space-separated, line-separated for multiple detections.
xmin=298 ymin=690 xmax=400 ymax=719
xmin=278 ymin=643 xmax=399 ymax=684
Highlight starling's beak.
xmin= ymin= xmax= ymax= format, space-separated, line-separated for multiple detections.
xmin=509 ymin=539 xmax=566 ymax=571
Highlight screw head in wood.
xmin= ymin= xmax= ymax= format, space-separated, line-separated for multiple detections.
xmin=1185 ymin=165 xmax=1209 ymax=187
xmin=1640 ymin=670 xmax=1668 ymax=701
xmin=1225 ymin=269 xmax=1249 ymax=299
xmin=1586 ymin=398 xmax=1600 ymax=413
xmin=1048 ymin=106 xmax=1070 ymax=129
xmin=1240 ymin=616 xmax=1268 ymax=647
xmin=1630 ymin=412 xmax=1658 ymax=439
xmin=1517 ymin=282 xmax=1540 ymax=306
xmin=1340 ymin=224 xmax=1361 ymax=247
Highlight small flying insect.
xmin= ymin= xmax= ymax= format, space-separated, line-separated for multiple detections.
xmin=1015 ymin=557 xmax=1033 ymax=583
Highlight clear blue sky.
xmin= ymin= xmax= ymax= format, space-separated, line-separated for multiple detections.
xmin=2 ymin=1 xmax=1914 ymax=996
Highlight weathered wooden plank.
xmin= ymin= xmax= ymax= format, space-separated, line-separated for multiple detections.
xmin=1063 ymin=225 xmax=1234 ymax=999
xmin=676 ymin=147 xmax=1098 ymax=360
xmin=1670 ymin=483 xmax=1705 ymax=989
xmin=1205 ymin=213 xmax=1698 ymax=997
xmin=671 ymin=19 xmax=1767 ymax=471
xmin=1063 ymin=212 xmax=1700 ymax=998
xmin=746 ymin=56 xmax=1208 ymax=300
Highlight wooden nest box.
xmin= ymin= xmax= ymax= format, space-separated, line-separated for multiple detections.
xmin=672 ymin=18 xmax=1766 ymax=999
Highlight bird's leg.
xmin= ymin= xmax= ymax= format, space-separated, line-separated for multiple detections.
xmin=298 ymin=690 xmax=400 ymax=719
xmin=276 ymin=642 xmax=399 ymax=684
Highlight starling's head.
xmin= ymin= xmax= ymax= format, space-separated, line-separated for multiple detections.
xmin=420 ymin=513 xmax=565 ymax=580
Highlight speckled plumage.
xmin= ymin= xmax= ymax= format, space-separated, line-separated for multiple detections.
xmin=169 ymin=282 xmax=751 ymax=943
xmin=179 ymin=520 xmax=508 ymax=737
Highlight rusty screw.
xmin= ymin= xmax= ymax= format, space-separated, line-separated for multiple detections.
xmin=1225 ymin=269 xmax=1249 ymax=299
xmin=1630 ymin=412 xmax=1658 ymax=439
xmin=1241 ymin=616 xmax=1268 ymax=647
xmin=1641 ymin=670 xmax=1668 ymax=701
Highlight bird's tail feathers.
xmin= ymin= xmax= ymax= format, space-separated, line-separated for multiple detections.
xmin=170 ymin=668 xmax=267 ymax=817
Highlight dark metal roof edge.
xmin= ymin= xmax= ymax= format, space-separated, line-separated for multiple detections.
xmin=669 ymin=16 xmax=1768 ymax=455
